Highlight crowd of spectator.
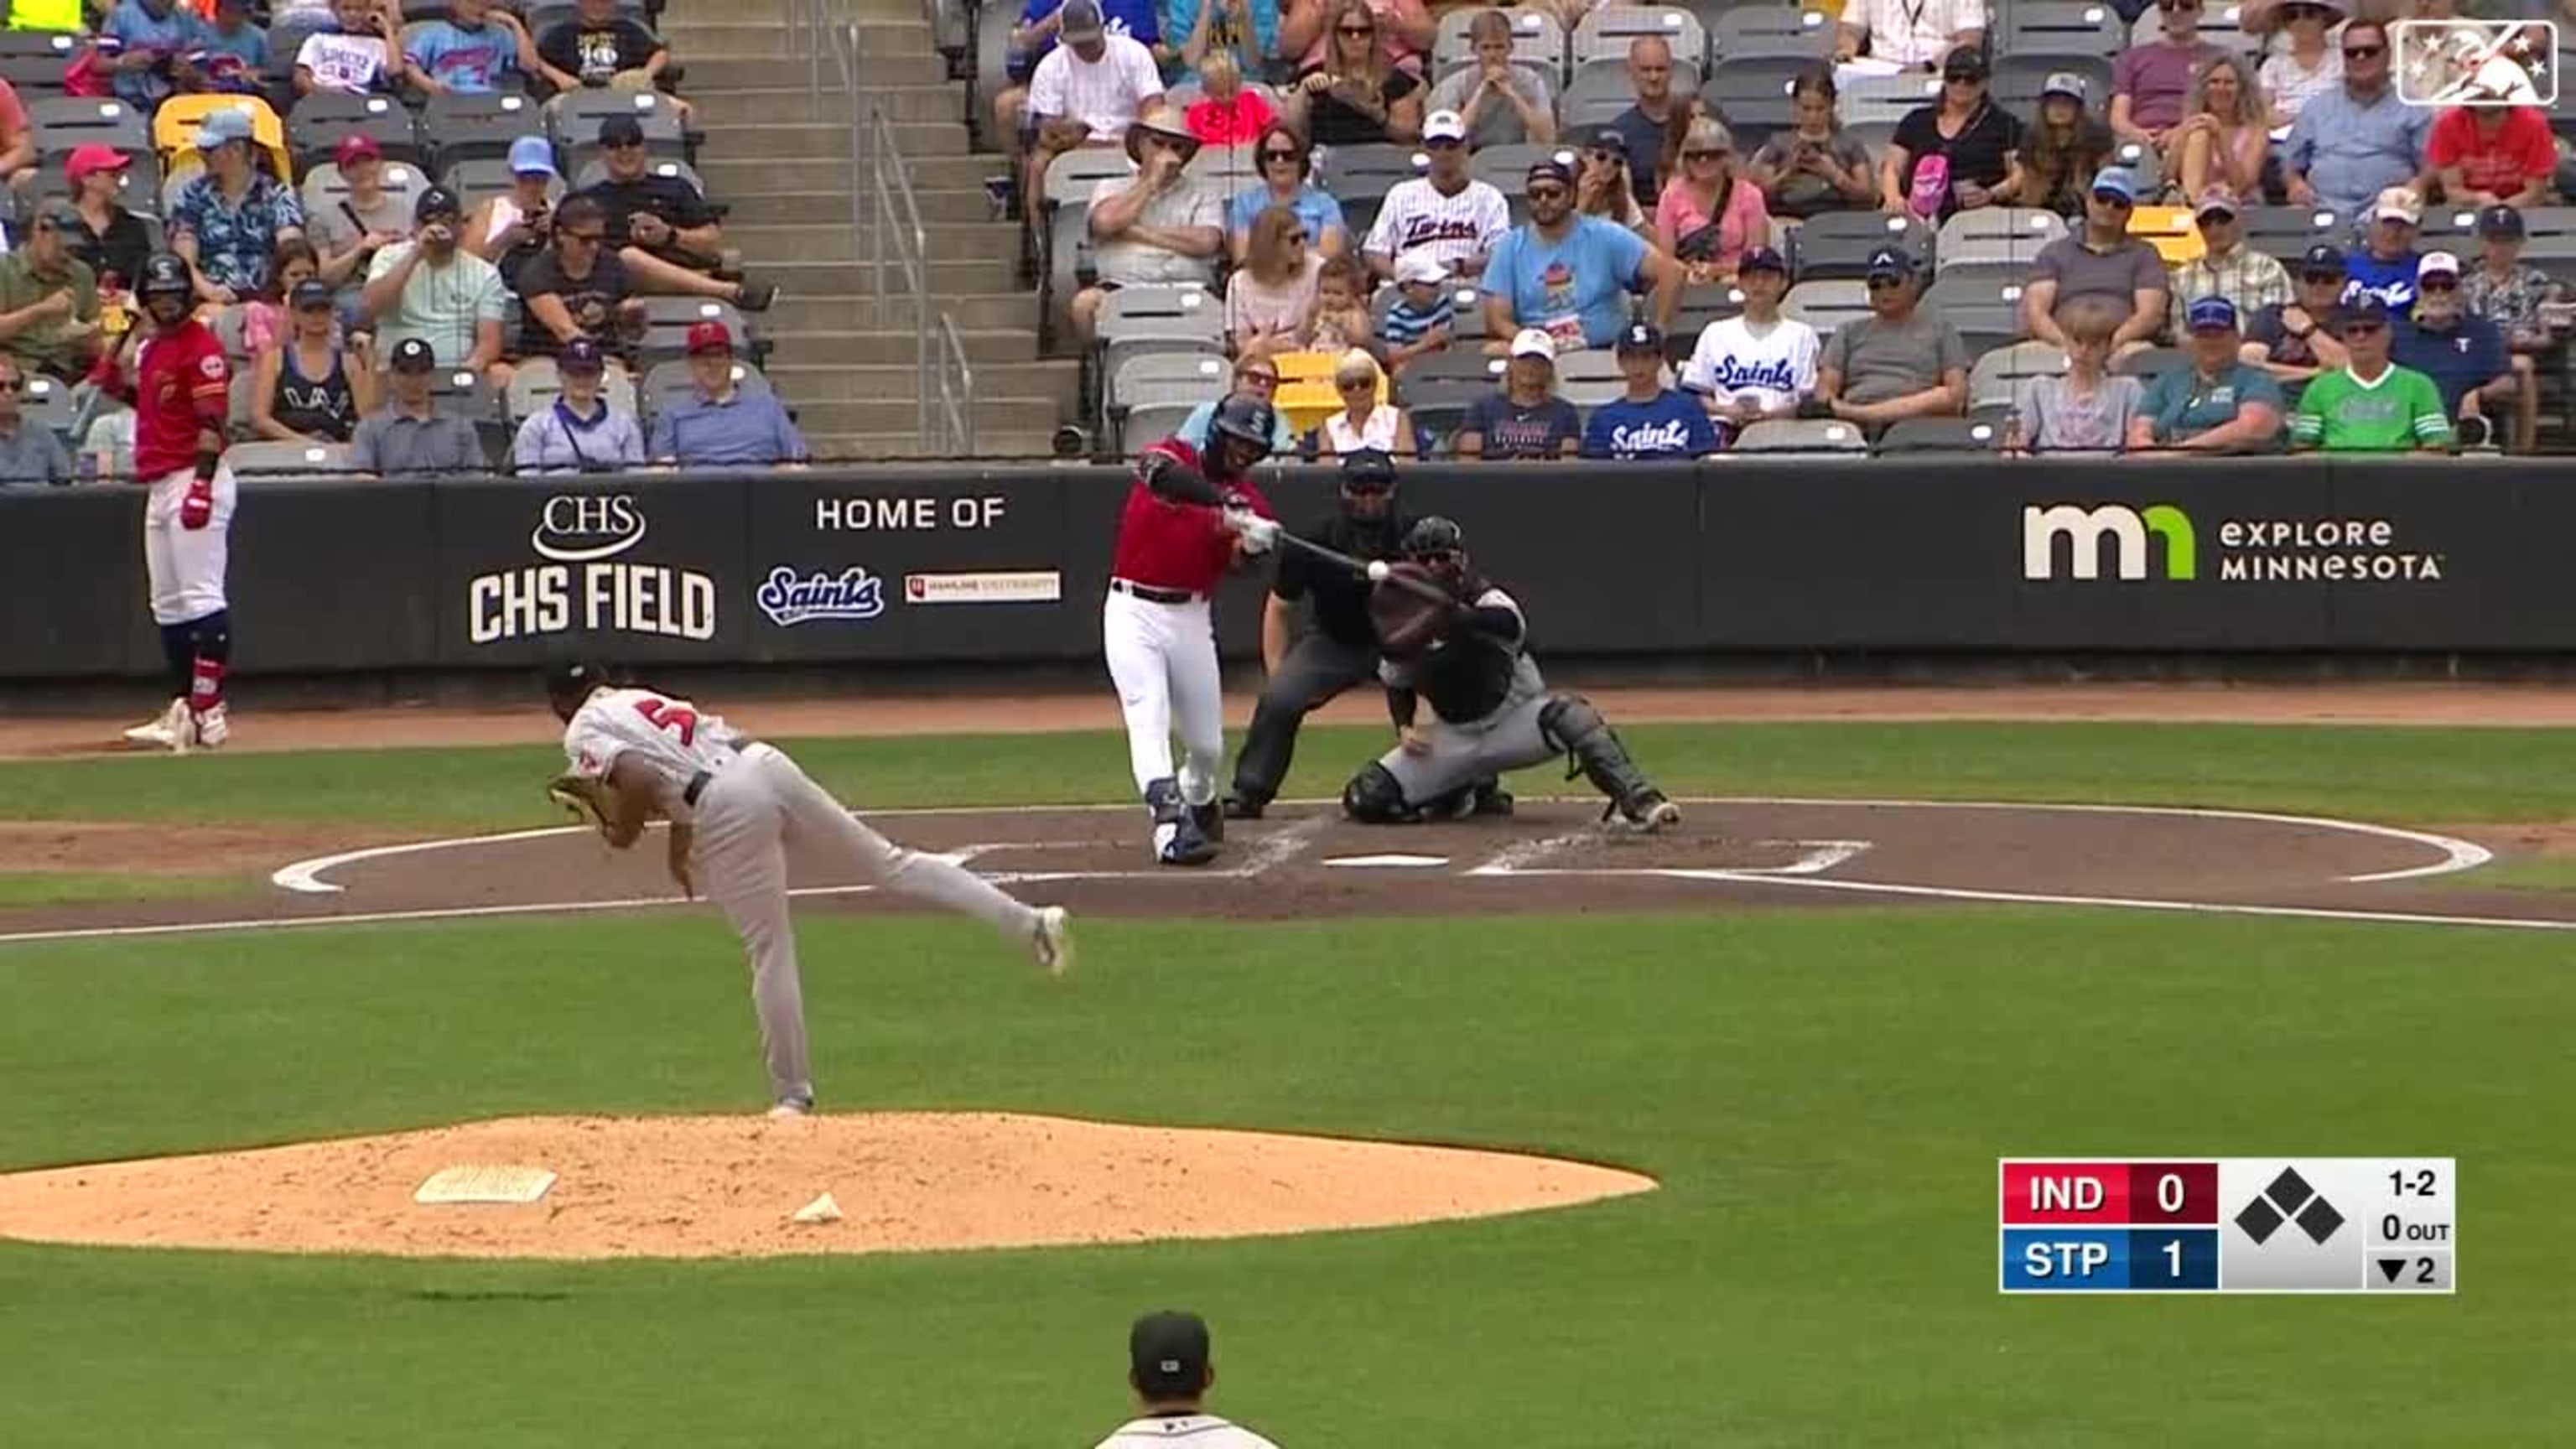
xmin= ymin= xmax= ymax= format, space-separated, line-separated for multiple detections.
xmin=1023 ymin=0 xmax=2576 ymax=460
xmin=0 ymin=0 xmax=809 ymax=485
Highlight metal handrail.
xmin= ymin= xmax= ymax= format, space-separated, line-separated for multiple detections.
xmin=865 ymin=103 xmax=934 ymax=445
xmin=935 ymin=313 xmax=978 ymax=455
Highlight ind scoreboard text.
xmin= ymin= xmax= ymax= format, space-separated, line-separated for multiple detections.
xmin=1999 ymin=1159 xmax=2456 ymax=1294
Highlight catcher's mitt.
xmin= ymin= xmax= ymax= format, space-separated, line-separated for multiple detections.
xmin=546 ymin=773 xmax=617 ymax=837
xmin=1370 ymin=561 xmax=1460 ymax=659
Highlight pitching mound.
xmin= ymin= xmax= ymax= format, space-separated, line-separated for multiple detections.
xmin=0 ymin=1113 xmax=1656 ymax=1261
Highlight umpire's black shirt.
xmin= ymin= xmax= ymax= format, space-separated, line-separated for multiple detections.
xmin=1272 ymin=510 xmax=1413 ymax=650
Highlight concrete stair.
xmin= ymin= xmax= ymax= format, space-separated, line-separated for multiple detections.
xmin=662 ymin=0 xmax=1069 ymax=460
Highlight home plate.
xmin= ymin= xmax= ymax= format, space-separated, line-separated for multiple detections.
xmin=1322 ymin=854 xmax=1452 ymax=868
xmin=413 ymin=1166 xmax=558 ymax=1205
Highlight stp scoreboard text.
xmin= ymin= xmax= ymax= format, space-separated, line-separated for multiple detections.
xmin=1999 ymin=1159 xmax=2456 ymax=1294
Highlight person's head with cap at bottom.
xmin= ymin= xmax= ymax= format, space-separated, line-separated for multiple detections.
xmin=1613 ymin=321 xmax=1668 ymax=401
xmin=686 ymin=319 xmax=740 ymax=401
xmin=2366 ymin=185 xmax=2421 ymax=262
xmin=2191 ymin=187 xmax=2244 ymax=257
xmin=2292 ymin=241 xmax=2349 ymax=321
xmin=556 ymin=335 xmax=614 ymax=420
xmin=2035 ymin=71 xmax=2090 ymax=136
xmin=1337 ymin=444 xmax=1400 ymax=530
xmin=2083 ymin=165 xmax=2139 ymax=243
xmin=506 ymin=134 xmax=560 ymax=215
xmin=2411 ymin=250 xmax=2468 ymax=330
xmin=1420 ymin=108 xmax=1472 ymax=184
xmin=1864 ymin=244 xmax=1921 ymax=318
xmin=387 ymin=337 xmax=444 ymax=413
xmin=1504 ymin=326 xmax=1556 ymax=402
xmin=66 ymin=143 xmax=132 ymax=220
xmin=1578 ymin=127 xmax=1633 ymax=216
xmin=1109 ymin=1309 xmax=1283 ymax=1445
xmin=2183 ymin=295 xmax=2245 ymax=376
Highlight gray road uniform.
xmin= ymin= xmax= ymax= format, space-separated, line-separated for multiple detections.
xmin=1339 ymin=582 xmax=1680 ymax=828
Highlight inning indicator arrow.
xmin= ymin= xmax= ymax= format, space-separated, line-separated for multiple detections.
xmin=2379 ymin=1258 xmax=2407 ymax=1284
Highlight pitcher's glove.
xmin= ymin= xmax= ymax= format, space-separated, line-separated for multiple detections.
xmin=1370 ymin=562 xmax=1461 ymax=660
xmin=547 ymin=773 xmax=617 ymax=837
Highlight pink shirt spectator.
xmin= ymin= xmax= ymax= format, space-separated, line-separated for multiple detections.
xmin=1654 ymin=178 xmax=1771 ymax=272
xmin=1225 ymin=251 xmax=1322 ymax=344
xmin=1187 ymin=91 xmax=1277 ymax=146
xmin=2114 ymin=39 xmax=2224 ymax=132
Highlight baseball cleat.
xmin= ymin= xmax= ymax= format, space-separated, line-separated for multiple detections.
xmin=1031 ymin=905 xmax=1074 ymax=978
xmin=1631 ymin=796 xmax=1682 ymax=833
xmin=190 ymin=703 xmax=230 ymax=750
xmin=1221 ymin=795 xmax=1265 ymax=820
xmin=1159 ymin=821 xmax=1219 ymax=866
xmin=122 ymin=698 xmax=185 ymax=750
xmin=1189 ymin=799 xmax=1223 ymax=844
xmin=1471 ymin=783 xmax=1514 ymax=818
xmin=766 ymin=1096 xmax=814 ymax=1119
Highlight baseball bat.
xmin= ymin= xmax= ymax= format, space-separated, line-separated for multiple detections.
xmin=1213 ymin=506 xmax=1457 ymax=608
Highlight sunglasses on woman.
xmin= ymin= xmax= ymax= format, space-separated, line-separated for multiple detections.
xmin=1261 ymin=148 xmax=1300 ymax=163
xmin=1685 ymin=148 xmax=1725 ymax=161
xmin=1337 ymin=23 xmax=1374 ymax=35
xmin=2344 ymin=43 xmax=2383 ymax=59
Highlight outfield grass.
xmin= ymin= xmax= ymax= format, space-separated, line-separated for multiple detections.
xmin=0 ymin=907 xmax=2555 ymax=1446
xmin=8 ymin=720 xmax=2576 ymax=830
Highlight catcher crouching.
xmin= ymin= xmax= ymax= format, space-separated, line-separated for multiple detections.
xmin=1342 ymin=517 xmax=1682 ymax=830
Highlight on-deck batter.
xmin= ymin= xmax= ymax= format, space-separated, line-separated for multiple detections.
xmin=544 ymin=662 xmax=1073 ymax=1117
xmin=119 ymin=252 xmax=238 ymax=755
xmin=1105 ymin=393 xmax=1280 ymax=866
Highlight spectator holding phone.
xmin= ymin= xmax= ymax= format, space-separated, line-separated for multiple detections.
xmin=514 ymin=195 xmax=645 ymax=364
xmin=465 ymin=135 xmax=560 ymax=288
xmin=407 ymin=0 xmax=536 ymax=96
xmin=309 ymin=135 xmax=409 ymax=288
xmin=201 ymin=0 xmax=273 ymax=74
xmin=359 ymin=185 xmax=506 ymax=374
xmin=62 ymin=146 xmax=153 ymax=301
xmin=1748 ymin=70 xmax=1879 ymax=221
xmin=297 ymin=0 xmax=413 ymax=97
xmin=101 ymin=0 xmax=213 ymax=110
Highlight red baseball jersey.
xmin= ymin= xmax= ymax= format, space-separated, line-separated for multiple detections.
xmin=134 ymin=320 xmax=231 ymax=480
xmin=1109 ymin=439 xmax=1275 ymax=595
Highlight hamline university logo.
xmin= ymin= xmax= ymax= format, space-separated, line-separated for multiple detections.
xmin=2022 ymin=505 xmax=2445 ymax=584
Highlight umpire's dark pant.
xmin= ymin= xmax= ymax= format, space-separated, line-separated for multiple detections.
xmin=1230 ymin=631 xmax=1384 ymax=807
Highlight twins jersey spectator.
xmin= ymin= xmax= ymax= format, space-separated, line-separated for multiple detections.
xmin=1362 ymin=119 xmax=1510 ymax=278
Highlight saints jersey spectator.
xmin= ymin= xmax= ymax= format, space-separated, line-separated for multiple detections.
xmin=1583 ymin=324 xmax=1719 ymax=459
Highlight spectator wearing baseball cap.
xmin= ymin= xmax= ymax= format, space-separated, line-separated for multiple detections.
xmin=309 ymin=133 xmax=411 ymax=288
xmin=1093 ymin=1311 xmax=1281 ymax=1449
xmin=2007 ymin=72 xmax=2116 ymax=221
xmin=61 ymin=145 xmax=152 ymax=297
xmin=2167 ymin=187 xmax=2290 ymax=338
xmin=295 ymin=0 xmax=415 ymax=99
xmin=351 ymin=336 xmax=490 ymax=476
xmin=1069 ymin=104 xmax=1224 ymax=341
xmin=169 ymin=106 xmax=308 ymax=305
xmin=573 ymin=115 xmax=775 ymax=312
xmin=1379 ymin=250 xmax=1456 ymax=378
xmin=1456 ymin=327 xmax=1581 ymax=459
xmin=2395 ymin=250 xmax=2519 ymax=447
xmin=1882 ymin=48 xmax=2023 ymax=223
xmin=1819 ymin=245 xmax=1969 ymax=426
xmin=358 ymin=184 xmax=506 ymax=376
xmin=1680 ymin=246 xmax=1816 ymax=441
xmin=2289 ymin=293 xmax=2454 ymax=452
xmin=1748 ymin=70 xmax=1881 ymax=223
xmin=2427 ymin=94 xmax=2555 ymax=214
xmin=2344 ymin=185 xmax=2424 ymax=316
xmin=2023 ymin=166 xmax=2168 ymax=356
xmin=1281 ymin=0 xmax=1426 ymax=147
xmin=1424 ymin=9 xmax=1556 ymax=149
xmin=2282 ymin=19 xmax=2430 ymax=224
xmin=0 ymin=197 xmax=103 ymax=381
xmin=252 ymin=277 xmax=376 ymax=445
xmin=650 ymin=322 xmax=812 ymax=468
xmin=2463 ymin=204 xmax=2558 ymax=450
xmin=512 ymin=336 xmax=644 ymax=474
xmin=1358 ymin=109 xmax=1509 ymax=283
xmin=465 ymin=135 xmax=564 ymax=286
xmin=2243 ymin=242 xmax=2356 ymax=383
xmin=1485 ymin=150 xmax=1680 ymax=351
xmin=0 ymin=355 xmax=74 ymax=486
xmin=1583 ymin=322 xmax=1719 ymax=460
xmin=2129 ymin=296 xmax=2287 ymax=452
xmin=1011 ymin=0 xmax=1166 ymax=233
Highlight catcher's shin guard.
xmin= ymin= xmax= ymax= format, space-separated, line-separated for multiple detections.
xmin=1341 ymin=762 xmax=1418 ymax=823
xmin=1540 ymin=693 xmax=1665 ymax=823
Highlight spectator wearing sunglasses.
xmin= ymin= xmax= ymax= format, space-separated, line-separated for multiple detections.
xmin=0 ymin=199 xmax=102 ymax=382
xmin=2112 ymin=0 xmax=2227 ymax=150
xmin=1655 ymin=117 xmax=1769 ymax=284
xmin=2427 ymin=96 xmax=2556 ymax=211
xmin=1182 ymin=52 xmax=1274 ymax=146
xmin=2288 ymin=295 xmax=2454 ymax=451
xmin=2283 ymin=19 xmax=2431 ymax=224
xmin=1226 ymin=205 xmax=1325 ymax=360
xmin=2254 ymin=0 xmax=2344 ymax=127
xmin=1227 ymin=124 xmax=1347 ymax=263
xmin=1281 ymin=0 xmax=1423 ymax=146
xmin=1818 ymin=246 xmax=1969 ymax=428
xmin=2168 ymin=187 xmax=2289 ymax=336
xmin=2022 ymin=166 xmax=2169 ymax=356
xmin=2241 ymin=242 xmax=2357 ymax=383
xmin=1177 ymin=355 xmax=1305 ymax=452
xmin=1072 ymin=105 xmax=1225 ymax=343
xmin=1279 ymin=0 xmax=1434 ymax=77
xmin=1483 ymin=156 xmax=1680 ymax=352
xmin=1576 ymin=128 xmax=1649 ymax=233
xmin=1881 ymin=48 xmax=2023 ymax=223
xmin=2395 ymin=250 xmax=2518 ymax=446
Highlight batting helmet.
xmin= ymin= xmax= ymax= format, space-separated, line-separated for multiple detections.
xmin=138 ymin=252 xmax=193 ymax=303
xmin=1207 ymin=394 xmax=1278 ymax=456
xmin=1400 ymin=516 xmax=1465 ymax=558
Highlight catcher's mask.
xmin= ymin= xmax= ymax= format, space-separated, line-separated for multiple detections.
xmin=542 ymin=659 xmax=614 ymax=721
xmin=1401 ymin=513 xmax=1465 ymax=566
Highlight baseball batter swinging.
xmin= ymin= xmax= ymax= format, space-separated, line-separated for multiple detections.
xmin=119 ymin=252 xmax=238 ymax=755
xmin=1104 ymin=393 xmax=1280 ymax=865
xmin=1343 ymin=517 xmax=1683 ymax=831
xmin=543 ymin=662 xmax=1073 ymax=1118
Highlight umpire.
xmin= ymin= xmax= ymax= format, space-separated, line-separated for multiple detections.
xmin=1224 ymin=450 xmax=1507 ymax=819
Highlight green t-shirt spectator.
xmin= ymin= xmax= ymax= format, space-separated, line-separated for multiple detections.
xmin=2137 ymin=361 xmax=2284 ymax=445
xmin=2289 ymin=365 xmax=2454 ymax=451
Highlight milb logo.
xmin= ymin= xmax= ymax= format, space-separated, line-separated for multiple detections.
xmin=2022 ymin=504 xmax=2197 ymax=582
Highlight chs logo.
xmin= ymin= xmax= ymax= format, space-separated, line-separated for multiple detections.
xmin=2022 ymin=504 xmax=2195 ymax=582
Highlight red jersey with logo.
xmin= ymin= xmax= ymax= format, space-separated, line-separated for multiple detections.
xmin=134 ymin=320 xmax=231 ymax=480
xmin=1109 ymin=439 xmax=1275 ymax=595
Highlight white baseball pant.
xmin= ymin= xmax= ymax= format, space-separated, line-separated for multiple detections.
xmin=142 ymin=464 xmax=236 ymax=625
xmin=1102 ymin=587 xmax=1223 ymax=807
